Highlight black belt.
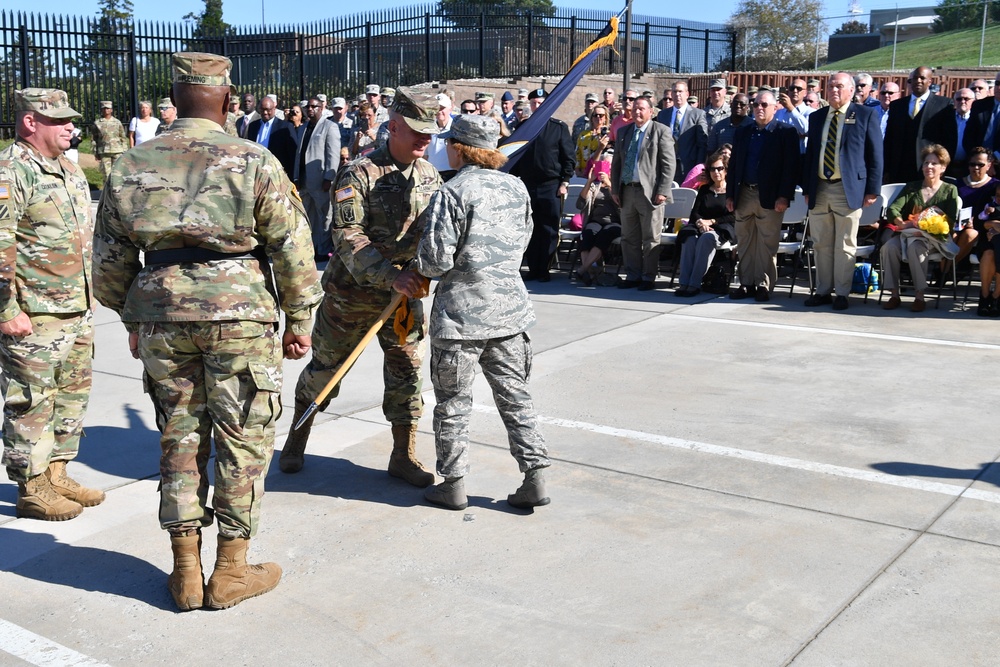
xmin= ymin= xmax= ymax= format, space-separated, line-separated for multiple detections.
xmin=623 ymin=182 xmax=643 ymax=188
xmin=744 ymin=183 xmax=759 ymax=189
xmin=144 ymin=246 xmax=266 ymax=265
xmin=822 ymin=177 xmax=842 ymax=184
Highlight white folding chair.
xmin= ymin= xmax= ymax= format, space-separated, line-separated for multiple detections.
xmin=776 ymin=187 xmax=810 ymax=295
xmin=659 ymin=187 xmax=699 ymax=284
xmin=556 ymin=182 xmax=588 ymax=272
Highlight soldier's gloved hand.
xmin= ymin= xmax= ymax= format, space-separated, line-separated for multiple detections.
xmin=392 ymin=270 xmax=425 ymax=298
xmin=0 ymin=312 xmax=33 ymax=338
xmin=283 ymin=330 xmax=312 ymax=360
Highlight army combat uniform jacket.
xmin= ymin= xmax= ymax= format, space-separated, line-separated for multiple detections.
xmin=327 ymin=144 xmax=441 ymax=292
xmin=91 ymin=116 xmax=128 ymax=158
xmin=92 ymin=117 xmax=321 ymax=334
xmin=0 ymin=141 xmax=94 ymax=320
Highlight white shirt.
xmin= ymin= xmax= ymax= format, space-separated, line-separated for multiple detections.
xmin=129 ymin=116 xmax=160 ymax=145
xmin=426 ymin=116 xmax=453 ymax=172
xmin=256 ymin=118 xmax=275 ymax=147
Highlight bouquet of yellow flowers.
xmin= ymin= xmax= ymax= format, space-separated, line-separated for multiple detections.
xmin=916 ymin=207 xmax=951 ymax=240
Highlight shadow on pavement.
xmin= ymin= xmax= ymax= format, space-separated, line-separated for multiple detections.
xmin=265 ymin=454 xmax=524 ymax=514
xmin=871 ymin=461 xmax=1000 ymax=488
xmin=0 ymin=529 xmax=173 ymax=610
xmin=76 ymin=404 xmax=161 ymax=480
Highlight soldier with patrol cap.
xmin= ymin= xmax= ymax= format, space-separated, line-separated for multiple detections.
xmin=0 ymin=88 xmax=103 ymax=522
xmin=93 ymin=52 xmax=322 ymax=611
xmin=417 ymin=113 xmax=551 ymax=511
xmin=281 ymin=87 xmax=443 ymax=486
xmin=91 ymin=100 xmax=128 ymax=183
xmin=155 ymin=97 xmax=177 ymax=135
xmin=366 ymin=84 xmax=390 ymax=126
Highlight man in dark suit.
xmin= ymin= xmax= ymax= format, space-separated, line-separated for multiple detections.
xmin=802 ymin=72 xmax=884 ymax=310
xmin=235 ymin=92 xmax=259 ymax=138
xmin=247 ymin=96 xmax=297 ymax=178
xmin=883 ymin=66 xmax=951 ymax=183
xmin=611 ymin=96 xmax=675 ymax=290
xmin=964 ymin=73 xmax=1000 ymax=164
xmin=940 ymin=87 xmax=975 ymax=178
xmin=726 ymin=90 xmax=800 ymax=302
xmin=655 ymin=81 xmax=706 ymax=181
xmin=508 ymin=88 xmax=575 ymax=282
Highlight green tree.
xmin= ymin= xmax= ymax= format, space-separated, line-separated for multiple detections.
xmin=834 ymin=19 xmax=870 ymax=35
xmin=184 ymin=0 xmax=229 ymax=37
xmin=933 ymin=0 xmax=1000 ymax=33
xmin=438 ymin=0 xmax=556 ymax=30
xmin=726 ymin=0 xmax=825 ymax=70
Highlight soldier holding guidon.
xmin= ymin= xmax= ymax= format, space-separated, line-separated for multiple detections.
xmin=93 ymin=52 xmax=322 ymax=611
xmin=281 ymin=88 xmax=442 ymax=487
xmin=0 ymin=88 xmax=104 ymax=522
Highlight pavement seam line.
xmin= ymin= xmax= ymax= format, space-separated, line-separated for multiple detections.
xmin=0 ymin=618 xmax=109 ymax=666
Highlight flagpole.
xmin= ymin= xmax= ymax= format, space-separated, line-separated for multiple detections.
xmin=622 ymin=0 xmax=633 ymax=94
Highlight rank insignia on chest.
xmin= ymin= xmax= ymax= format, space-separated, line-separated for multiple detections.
xmin=335 ymin=186 xmax=356 ymax=203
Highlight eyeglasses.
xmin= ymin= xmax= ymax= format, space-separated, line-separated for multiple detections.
xmin=972 ymin=86 xmax=986 ymax=91
xmin=461 ymin=108 xmax=476 ymax=114
xmin=969 ymin=162 xmax=989 ymax=168
xmin=753 ymin=102 xmax=771 ymax=108
xmin=709 ymin=166 xmax=726 ymax=172
xmin=956 ymin=97 xmax=974 ymax=101
xmin=857 ymin=83 xmax=868 ymax=88
xmin=624 ymin=96 xmax=636 ymax=101
xmin=732 ymin=101 xmax=748 ymax=107
xmin=307 ymin=104 xmax=319 ymax=108
xmin=789 ymin=85 xmax=804 ymax=91
xmin=593 ymin=113 xmax=607 ymax=118
xmin=880 ymin=90 xmax=896 ymax=94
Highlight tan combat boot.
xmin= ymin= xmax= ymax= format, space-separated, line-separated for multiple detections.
xmin=424 ymin=477 xmax=468 ymax=510
xmin=279 ymin=402 xmax=314 ymax=474
xmin=168 ymin=531 xmax=204 ymax=611
xmin=46 ymin=460 xmax=106 ymax=507
xmin=388 ymin=423 xmax=434 ymax=488
xmin=507 ymin=468 xmax=551 ymax=509
xmin=16 ymin=474 xmax=83 ymax=521
xmin=204 ymin=536 xmax=282 ymax=609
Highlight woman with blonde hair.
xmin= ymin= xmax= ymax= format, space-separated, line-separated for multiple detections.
xmin=416 ymin=114 xmax=551 ymax=512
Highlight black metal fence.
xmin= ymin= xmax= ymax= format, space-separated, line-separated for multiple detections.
xmin=0 ymin=5 xmax=734 ymax=134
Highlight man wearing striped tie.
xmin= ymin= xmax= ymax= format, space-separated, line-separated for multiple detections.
xmin=802 ymin=72 xmax=884 ymax=311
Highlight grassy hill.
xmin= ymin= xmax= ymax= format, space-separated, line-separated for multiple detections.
xmin=823 ymin=24 xmax=1000 ymax=70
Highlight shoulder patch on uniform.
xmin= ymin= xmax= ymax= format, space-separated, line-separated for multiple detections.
xmin=0 ymin=182 xmax=9 ymax=200
xmin=335 ymin=185 xmax=356 ymax=202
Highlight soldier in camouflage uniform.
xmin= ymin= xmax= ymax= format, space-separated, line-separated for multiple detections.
xmin=93 ymin=52 xmax=322 ymax=612
xmin=416 ymin=114 xmax=550 ymax=511
xmin=0 ymin=88 xmax=105 ymax=522
xmin=281 ymin=87 xmax=442 ymax=487
xmin=90 ymin=101 xmax=128 ymax=183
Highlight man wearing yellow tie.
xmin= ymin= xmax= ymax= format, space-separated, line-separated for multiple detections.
xmin=883 ymin=66 xmax=951 ymax=183
xmin=801 ymin=72 xmax=884 ymax=311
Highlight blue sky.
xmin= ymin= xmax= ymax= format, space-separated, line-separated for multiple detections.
xmin=2 ymin=0 xmax=937 ymax=31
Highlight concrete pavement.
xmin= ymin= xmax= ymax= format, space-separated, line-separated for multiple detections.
xmin=2 ymin=275 xmax=999 ymax=666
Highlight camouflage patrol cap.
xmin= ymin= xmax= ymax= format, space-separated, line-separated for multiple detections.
xmin=15 ymin=88 xmax=80 ymax=120
xmin=382 ymin=87 xmax=396 ymax=97
xmin=391 ymin=87 xmax=441 ymax=135
xmin=172 ymin=52 xmax=235 ymax=92
xmin=365 ymin=84 xmax=381 ymax=95
xmin=157 ymin=97 xmax=175 ymax=109
xmin=475 ymin=91 xmax=494 ymax=101
xmin=440 ymin=113 xmax=499 ymax=150
xmin=100 ymin=100 xmax=113 ymax=109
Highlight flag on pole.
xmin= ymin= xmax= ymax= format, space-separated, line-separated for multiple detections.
xmin=500 ymin=14 xmax=621 ymax=172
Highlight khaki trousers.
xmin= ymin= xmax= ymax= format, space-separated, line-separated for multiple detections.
xmin=619 ymin=185 xmax=665 ymax=282
xmin=734 ymin=187 xmax=784 ymax=289
xmin=809 ymin=180 xmax=861 ymax=297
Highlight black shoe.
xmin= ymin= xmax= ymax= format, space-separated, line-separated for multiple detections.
xmin=754 ymin=286 xmax=770 ymax=302
xmin=833 ymin=295 xmax=849 ymax=311
xmin=989 ymin=298 xmax=1000 ymax=318
xmin=574 ymin=270 xmax=593 ymax=287
xmin=618 ymin=279 xmax=640 ymax=289
xmin=977 ymin=295 xmax=992 ymax=317
xmin=804 ymin=293 xmax=833 ymax=307
xmin=730 ymin=285 xmax=752 ymax=300
xmin=637 ymin=280 xmax=655 ymax=291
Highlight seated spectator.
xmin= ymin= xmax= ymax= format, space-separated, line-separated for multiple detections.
xmin=881 ymin=144 xmax=961 ymax=312
xmin=949 ymin=146 xmax=996 ymax=268
xmin=681 ymin=144 xmax=730 ymax=189
xmin=575 ymin=104 xmax=611 ymax=177
xmin=976 ymin=185 xmax=1000 ymax=315
xmin=572 ymin=156 xmax=621 ymax=286
xmin=674 ymin=149 xmax=735 ymax=296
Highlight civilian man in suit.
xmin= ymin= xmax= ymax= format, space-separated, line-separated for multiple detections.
xmin=611 ymin=96 xmax=675 ymax=291
xmin=883 ymin=66 xmax=951 ymax=183
xmin=509 ymin=88 xmax=575 ymax=282
xmin=293 ymin=96 xmax=341 ymax=261
xmin=802 ymin=72 xmax=883 ymax=311
xmin=965 ymin=73 xmax=1000 ymax=163
xmin=235 ymin=92 xmax=259 ymax=138
xmin=726 ymin=90 xmax=800 ymax=302
xmin=941 ymin=87 xmax=975 ymax=178
xmin=247 ymin=96 xmax=297 ymax=178
xmin=655 ymin=81 xmax=707 ymax=180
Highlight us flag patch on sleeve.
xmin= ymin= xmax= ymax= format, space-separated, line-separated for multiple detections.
xmin=335 ymin=186 xmax=355 ymax=203
xmin=0 ymin=182 xmax=10 ymax=199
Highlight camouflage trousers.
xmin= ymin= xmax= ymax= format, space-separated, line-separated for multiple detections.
xmin=295 ymin=284 xmax=425 ymax=425
xmin=99 ymin=154 xmax=122 ymax=183
xmin=138 ymin=321 xmax=282 ymax=539
xmin=430 ymin=333 xmax=549 ymax=479
xmin=1 ymin=311 xmax=93 ymax=482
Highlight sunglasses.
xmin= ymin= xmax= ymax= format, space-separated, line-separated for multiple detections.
xmin=753 ymin=102 xmax=771 ymax=108
xmin=732 ymin=101 xmax=748 ymax=107
xmin=307 ymin=104 xmax=319 ymax=108
xmin=624 ymin=96 xmax=637 ymax=101
xmin=956 ymin=97 xmax=974 ymax=101
xmin=790 ymin=85 xmax=804 ymax=91
xmin=594 ymin=113 xmax=607 ymax=118
xmin=462 ymin=109 xmax=476 ymax=114
xmin=969 ymin=162 xmax=989 ymax=168
xmin=880 ymin=90 xmax=896 ymax=94
xmin=972 ymin=86 xmax=986 ymax=91
xmin=709 ymin=166 xmax=726 ymax=172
